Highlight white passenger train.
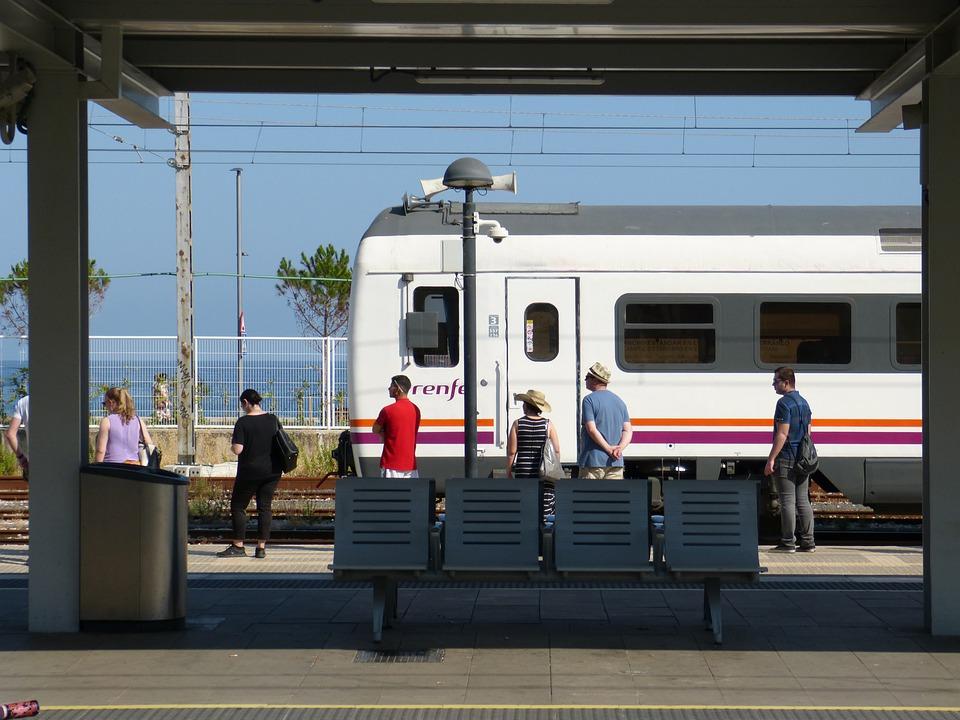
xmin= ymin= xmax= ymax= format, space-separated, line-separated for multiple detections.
xmin=347 ymin=201 xmax=921 ymax=513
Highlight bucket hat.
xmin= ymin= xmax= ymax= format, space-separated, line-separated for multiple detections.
xmin=513 ymin=389 xmax=552 ymax=413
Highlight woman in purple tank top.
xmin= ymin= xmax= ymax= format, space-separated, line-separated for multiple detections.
xmin=94 ymin=387 xmax=154 ymax=464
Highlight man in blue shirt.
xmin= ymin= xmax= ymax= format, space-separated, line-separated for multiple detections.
xmin=764 ymin=366 xmax=815 ymax=553
xmin=577 ymin=362 xmax=632 ymax=479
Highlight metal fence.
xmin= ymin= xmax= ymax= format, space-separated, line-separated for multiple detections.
xmin=0 ymin=335 xmax=349 ymax=429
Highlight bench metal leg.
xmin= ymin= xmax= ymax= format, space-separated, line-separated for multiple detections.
xmin=703 ymin=578 xmax=723 ymax=645
xmin=372 ymin=577 xmax=387 ymax=642
xmin=384 ymin=579 xmax=399 ymax=626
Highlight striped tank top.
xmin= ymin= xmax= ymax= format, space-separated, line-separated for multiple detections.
xmin=513 ymin=416 xmax=548 ymax=478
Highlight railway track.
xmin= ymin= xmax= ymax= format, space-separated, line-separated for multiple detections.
xmin=0 ymin=476 xmax=922 ymax=545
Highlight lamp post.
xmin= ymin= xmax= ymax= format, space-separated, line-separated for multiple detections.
xmin=442 ymin=158 xmax=494 ymax=478
xmin=230 ymin=167 xmax=244 ymax=400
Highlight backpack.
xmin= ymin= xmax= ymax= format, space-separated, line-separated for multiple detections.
xmin=271 ymin=415 xmax=299 ymax=473
xmin=789 ymin=396 xmax=818 ymax=476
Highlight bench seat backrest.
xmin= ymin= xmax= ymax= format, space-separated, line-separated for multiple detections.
xmin=333 ymin=477 xmax=435 ymax=570
xmin=662 ymin=479 xmax=761 ymax=574
xmin=443 ymin=477 xmax=540 ymax=571
xmin=554 ymin=479 xmax=652 ymax=572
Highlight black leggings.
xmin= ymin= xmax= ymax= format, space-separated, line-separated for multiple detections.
xmin=230 ymin=473 xmax=281 ymax=542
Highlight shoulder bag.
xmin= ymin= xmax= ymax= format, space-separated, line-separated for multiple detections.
xmin=789 ymin=397 xmax=819 ymax=476
xmin=539 ymin=420 xmax=565 ymax=480
xmin=138 ymin=417 xmax=162 ymax=471
xmin=271 ymin=414 xmax=299 ymax=474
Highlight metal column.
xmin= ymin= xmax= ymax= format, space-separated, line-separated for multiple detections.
xmin=922 ymin=62 xmax=960 ymax=635
xmin=27 ymin=69 xmax=88 ymax=632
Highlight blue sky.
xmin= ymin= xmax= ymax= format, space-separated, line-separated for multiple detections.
xmin=0 ymin=94 xmax=920 ymax=338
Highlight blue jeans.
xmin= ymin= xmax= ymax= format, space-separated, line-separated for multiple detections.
xmin=775 ymin=456 xmax=815 ymax=548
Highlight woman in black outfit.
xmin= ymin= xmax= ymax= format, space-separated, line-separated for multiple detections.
xmin=217 ymin=388 xmax=283 ymax=558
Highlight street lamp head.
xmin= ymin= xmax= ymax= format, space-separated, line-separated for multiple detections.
xmin=443 ymin=157 xmax=493 ymax=190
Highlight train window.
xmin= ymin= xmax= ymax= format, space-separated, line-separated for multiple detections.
xmin=759 ymin=301 xmax=851 ymax=365
xmin=524 ymin=303 xmax=559 ymax=361
xmin=619 ymin=300 xmax=716 ymax=366
xmin=895 ymin=302 xmax=921 ymax=366
xmin=412 ymin=287 xmax=459 ymax=367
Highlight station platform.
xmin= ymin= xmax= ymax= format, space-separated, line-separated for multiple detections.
xmin=1 ymin=542 xmax=957 ymax=718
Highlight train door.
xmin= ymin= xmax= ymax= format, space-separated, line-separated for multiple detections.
xmin=505 ymin=278 xmax=579 ymax=463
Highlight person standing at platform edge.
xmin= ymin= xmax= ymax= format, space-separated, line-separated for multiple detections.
xmin=4 ymin=394 xmax=28 ymax=480
xmin=764 ymin=366 xmax=816 ymax=553
xmin=577 ymin=362 xmax=632 ymax=479
xmin=218 ymin=388 xmax=283 ymax=559
xmin=372 ymin=374 xmax=421 ymax=478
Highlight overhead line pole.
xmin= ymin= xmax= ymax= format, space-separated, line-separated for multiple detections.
xmin=174 ymin=92 xmax=196 ymax=464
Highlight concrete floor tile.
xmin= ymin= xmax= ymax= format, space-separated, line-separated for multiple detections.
xmin=802 ymin=689 xmax=903 ymax=707
xmin=551 ymin=688 xmax=640 ymax=705
xmin=550 ymin=672 xmax=636 ymax=690
xmin=377 ymin=688 xmax=469 ymax=704
xmin=466 ymin=674 xmax=552 ymax=690
xmin=777 ymin=650 xmax=874 ymax=678
xmin=889 ymin=690 xmax=960 ymax=708
xmin=715 ymin=675 xmax=805 ymax=692
xmin=463 ymin=688 xmax=553 ymax=704
xmin=601 ymin=589 xmax=669 ymax=608
xmin=633 ymin=684 xmax=725 ymax=705
xmin=718 ymin=689 xmax=812 ymax=706
xmin=857 ymin=651 xmax=954 ymax=679
xmin=626 ymin=649 xmax=710 ymax=676
xmin=288 ymin=688 xmax=383 ymax=704
xmin=704 ymin=650 xmax=791 ymax=678
xmin=550 ymin=648 xmax=630 ymax=675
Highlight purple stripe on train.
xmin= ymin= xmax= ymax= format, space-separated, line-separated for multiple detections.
xmin=632 ymin=430 xmax=922 ymax=445
xmin=351 ymin=430 xmax=921 ymax=446
xmin=352 ymin=431 xmax=496 ymax=445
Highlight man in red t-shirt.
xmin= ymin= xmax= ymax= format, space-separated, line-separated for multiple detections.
xmin=372 ymin=374 xmax=421 ymax=478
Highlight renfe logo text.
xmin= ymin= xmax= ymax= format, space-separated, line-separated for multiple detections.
xmin=409 ymin=378 xmax=464 ymax=401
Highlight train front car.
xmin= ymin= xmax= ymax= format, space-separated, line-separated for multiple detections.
xmin=348 ymin=202 xmax=921 ymax=514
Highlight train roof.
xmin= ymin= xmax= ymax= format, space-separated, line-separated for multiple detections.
xmin=364 ymin=203 xmax=920 ymax=239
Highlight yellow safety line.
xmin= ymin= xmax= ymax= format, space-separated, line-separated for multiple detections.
xmin=41 ymin=704 xmax=960 ymax=712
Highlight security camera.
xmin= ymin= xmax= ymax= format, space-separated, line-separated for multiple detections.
xmin=488 ymin=226 xmax=508 ymax=243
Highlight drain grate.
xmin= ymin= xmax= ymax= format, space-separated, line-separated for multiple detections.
xmin=354 ymin=648 xmax=445 ymax=663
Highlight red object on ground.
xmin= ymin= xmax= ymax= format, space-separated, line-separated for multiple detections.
xmin=1 ymin=701 xmax=40 ymax=719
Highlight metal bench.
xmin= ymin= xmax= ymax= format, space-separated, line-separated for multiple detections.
xmin=332 ymin=477 xmax=435 ymax=641
xmin=442 ymin=477 xmax=541 ymax=571
xmin=662 ymin=479 xmax=764 ymax=644
xmin=333 ymin=477 xmax=760 ymax=644
xmin=553 ymin=479 xmax=653 ymax=573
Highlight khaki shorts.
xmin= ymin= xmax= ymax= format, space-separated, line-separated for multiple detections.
xmin=578 ymin=466 xmax=625 ymax=480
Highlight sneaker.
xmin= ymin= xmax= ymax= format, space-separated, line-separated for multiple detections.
xmin=797 ymin=545 xmax=816 ymax=553
xmin=216 ymin=544 xmax=246 ymax=558
xmin=768 ymin=544 xmax=796 ymax=553
xmin=255 ymin=547 xmax=266 ymax=559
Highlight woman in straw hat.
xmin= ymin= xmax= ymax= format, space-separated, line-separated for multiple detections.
xmin=507 ymin=389 xmax=561 ymax=516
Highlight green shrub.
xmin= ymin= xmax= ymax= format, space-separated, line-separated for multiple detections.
xmin=188 ymin=477 xmax=229 ymax=522
xmin=0 ymin=444 xmax=21 ymax=476
xmin=290 ymin=434 xmax=338 ymax=477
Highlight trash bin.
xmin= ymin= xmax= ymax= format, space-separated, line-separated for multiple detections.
xmin=79 ymin=463 xmax=188 ymax=631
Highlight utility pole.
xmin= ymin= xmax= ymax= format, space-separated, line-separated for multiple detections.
xmin=174 ymin=93 xmax=196 ymax=464
xmin=231 ymin=168 xmax=244 ymax=400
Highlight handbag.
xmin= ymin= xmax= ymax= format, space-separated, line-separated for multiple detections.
xmin=539 ymin=420 xmax=565 ymax=480
xmin=272 ymin=415 xmax=299 ymax=473
xmin=789 ymin=397 xmax=819 ymax=476
xmin=138 ymin=418 xmax=162 ymax=471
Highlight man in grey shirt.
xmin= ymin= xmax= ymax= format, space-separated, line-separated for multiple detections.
xmin=577 ymin=362 xmax=632 ymax=479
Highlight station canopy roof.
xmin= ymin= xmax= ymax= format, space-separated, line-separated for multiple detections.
xmin=2 ymin=0 xmax=960 ymax=131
